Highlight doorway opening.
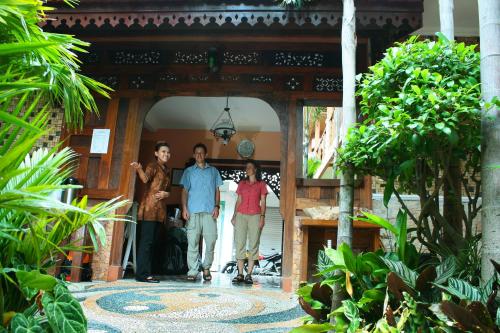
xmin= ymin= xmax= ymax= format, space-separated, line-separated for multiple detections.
xmin=124 ymin=96 xmax=282 ymax=278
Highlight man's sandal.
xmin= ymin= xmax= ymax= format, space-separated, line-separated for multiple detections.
xmin=203 ymin=270 xmax=212 ymax=281
xmin=232 ymin=274 xmax=244 ymax=283
xmin=186 ymin=275 xmax=197 ymax=281
xmin=244 ymin=274 xmax=253 ymax=285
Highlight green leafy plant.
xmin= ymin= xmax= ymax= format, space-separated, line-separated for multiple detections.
xmin=307 ymin=157 xmax=322 ymax=178
xmin=293 ymin=209 xmax=500 ymax=332
xmin=337 ymin=34 xmax=485 ymax=256
xmin=294 ymin=244 xmax=389 ymax=332
xmin=359 ymin=210 xmax=419 ymax=269
xmin=0 ymin=1 xmax=128 ymax=332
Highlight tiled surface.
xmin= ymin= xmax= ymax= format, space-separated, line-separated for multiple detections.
xmin=74 ymin=274 xmax=303 ymax=333
xmin=1 ymin=99 xmax=64 ymax=152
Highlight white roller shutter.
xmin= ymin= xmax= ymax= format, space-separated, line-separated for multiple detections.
xmin=259 ymin=207 xmax=283 ymax=256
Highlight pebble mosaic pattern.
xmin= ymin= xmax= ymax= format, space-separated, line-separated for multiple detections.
xmin=75 ymin=274 xmax=303 ymax=333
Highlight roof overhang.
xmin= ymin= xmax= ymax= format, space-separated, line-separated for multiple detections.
xmin=43 ymin=0 xmax=424 ymax=36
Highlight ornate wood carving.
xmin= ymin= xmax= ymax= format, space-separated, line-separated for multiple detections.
xmin=43 ymin=0 xmax=423 ymax=39
xmin=273 ymin=51 xmax=325 ymax=67
xmin=174 ymin=51 xmax=208 ymax=64
xmin=285 ymin=77 xmax=302 ymax=91
xmin=313 ymin=76 xmax=342 ymax=92
xmin=223 ymin=51 xmax=261 ymax=65
xmin=111 ymin=50 xmax=163 ymax=65
xmin=218 ymin=167 xmax=280 ymax=198
xmin=95 ymin=75 xmax=119 ymax=89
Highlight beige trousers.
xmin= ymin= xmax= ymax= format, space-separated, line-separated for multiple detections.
xmin=234 ymin=213 xmax=261 ymax=260
xmin=186 ymin=213 xmax=218 ymax=276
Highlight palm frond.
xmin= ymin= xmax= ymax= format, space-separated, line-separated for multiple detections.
xmin=0 ymin=0 xmax=110 ymax=129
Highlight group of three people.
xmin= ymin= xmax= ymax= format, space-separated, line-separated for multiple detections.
xmin=131 ymin=142 xmax=268 ymax=285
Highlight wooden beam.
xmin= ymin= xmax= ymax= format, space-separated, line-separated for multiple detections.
xmin=84 ymin=64 xmax=343 ymax=76
xmin=299 ymin=219 xmax=381 ymax=229
xmin=81 ymin=35 xmax=371 ymax=44
xmin=360 ymin=176 xmax=373 ymax=210
xmin=107 ymin=97 xmax=144 ymax=279
xmin=313 ymin=146 xmax=334 ymax=178
xmin=282 ymin=98 xmax=297 ymax=278
xmin=300 ymin=226 xmax=309 ymax=282
xmin=295 ymin=198 xmax=337 ymax=210
xmin=296 ymin=178 xmax=341 ymax=187
xmin=97 ymin=98 xmax=119 ymax=189
xmin=80 ymin=188 xmax=120 ymax=199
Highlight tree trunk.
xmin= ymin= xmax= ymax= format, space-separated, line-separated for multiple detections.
xmin=439 ymin=0 xmax=455 ymax=40
xmin=478 ymin=0 xmax=500 ymax=281
xmin=338 ymin=167 xmax=355 ymax=246
xmin=330 ymin=0 xmax=356 ymax=328
xmin=337 ymin=0 xmax=356 ymax=249
xmin=438 ymin=0 xmax=464 ymax=249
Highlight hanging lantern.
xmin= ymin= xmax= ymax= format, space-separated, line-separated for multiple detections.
xmin=210 ymin=96 xmax=236 ymax=145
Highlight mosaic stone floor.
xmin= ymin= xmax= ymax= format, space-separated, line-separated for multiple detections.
xmin=73 ymin=273 xmax=304 ymax=333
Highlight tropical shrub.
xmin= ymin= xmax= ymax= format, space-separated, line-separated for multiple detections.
xmin=1 ymin=1 xmax=127 ymax=332
xmin=337 ymin=34 xmax=488 ymax=255
xmin=292 ymin=212 xmax=500 ymax=332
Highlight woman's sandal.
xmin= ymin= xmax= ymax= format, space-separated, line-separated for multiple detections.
xmin=186 ymin=275 xmax=197 ymax=281
xmin=244 ymin=274 xmax=253 ymax=285
xmin=232 ymin=274 xmax=244 ymax=283
xmin=136 ymin=276 xmax=160 ymax=283
xmin=203 ymin=270 xmax=212 ymax=281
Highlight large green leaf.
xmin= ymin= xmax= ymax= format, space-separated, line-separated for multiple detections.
xmin=358 ymin=212 xmax=398 ymax=235
xmin=324 ymin=247 xmax=346 ymax=268
xmin=316 ymin=249 xmax=335 ymax=278
xmin=382 ymin=257 xmax=417 ymax=288
xmin=297 ymin=284 xmax=313 ymax=300
xmin=342 ymin=300 xmax=361 ymax=333
xmin=41 ymin=284 xmax=87 ymax=333
xmin=395 ymin=210 xmax=407 ymax=263
xmin=0 ymin=41 xmax=56 ymax=56
xmin=9 ymin=313 xmax=44 ymax=333
xmin=339 ymin=243 xmax=357 ymax=274
xmin=434 ymin=256 xmax=457 ymax=284
xmin=0 ymin=110 xmax=42 ymax=133
xmin=16 ymin=270 xmax=57 ymax=291
xmin=436 ymin=277 xmax=484 ymax=302
xmin=289 ymin=323 xmax=335 ymax=333
xmin=383 ymin=174 xmax=395 ymax=207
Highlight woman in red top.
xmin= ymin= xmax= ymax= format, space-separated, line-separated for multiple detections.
xmin=231 ymin=160 xmax=268 ymax=284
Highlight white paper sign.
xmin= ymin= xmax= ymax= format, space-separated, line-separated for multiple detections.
xmin=90 ymin=128 xmax=110 ymax=154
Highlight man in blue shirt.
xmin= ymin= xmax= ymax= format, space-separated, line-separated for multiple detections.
xmin=180 ymin=143 xmax=223 ymax=281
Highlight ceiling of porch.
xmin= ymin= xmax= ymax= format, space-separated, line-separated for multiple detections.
xmin=144 ymin=96 xmax=280 ymax=132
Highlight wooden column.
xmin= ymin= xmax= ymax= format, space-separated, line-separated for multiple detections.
xmin=282 ymin=98 xmax=297 ymax=284
xmin=97 ymin=98 xmax=119 ymax=189
xmin=106 ymin=97 xmax=154 ymax=281
xmin=296 ymin=101 xmax=305 ymax=178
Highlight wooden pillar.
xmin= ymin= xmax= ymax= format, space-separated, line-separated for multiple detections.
xmin=106 ymin=97 xmax=154 ymax=281
xmin=69 ymin=97 xmax=119 ymax=282
xmin=282 ymin=98 xmax=297 ymax=282
xmin=296 ymin=101 xmax=305 ymax=178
